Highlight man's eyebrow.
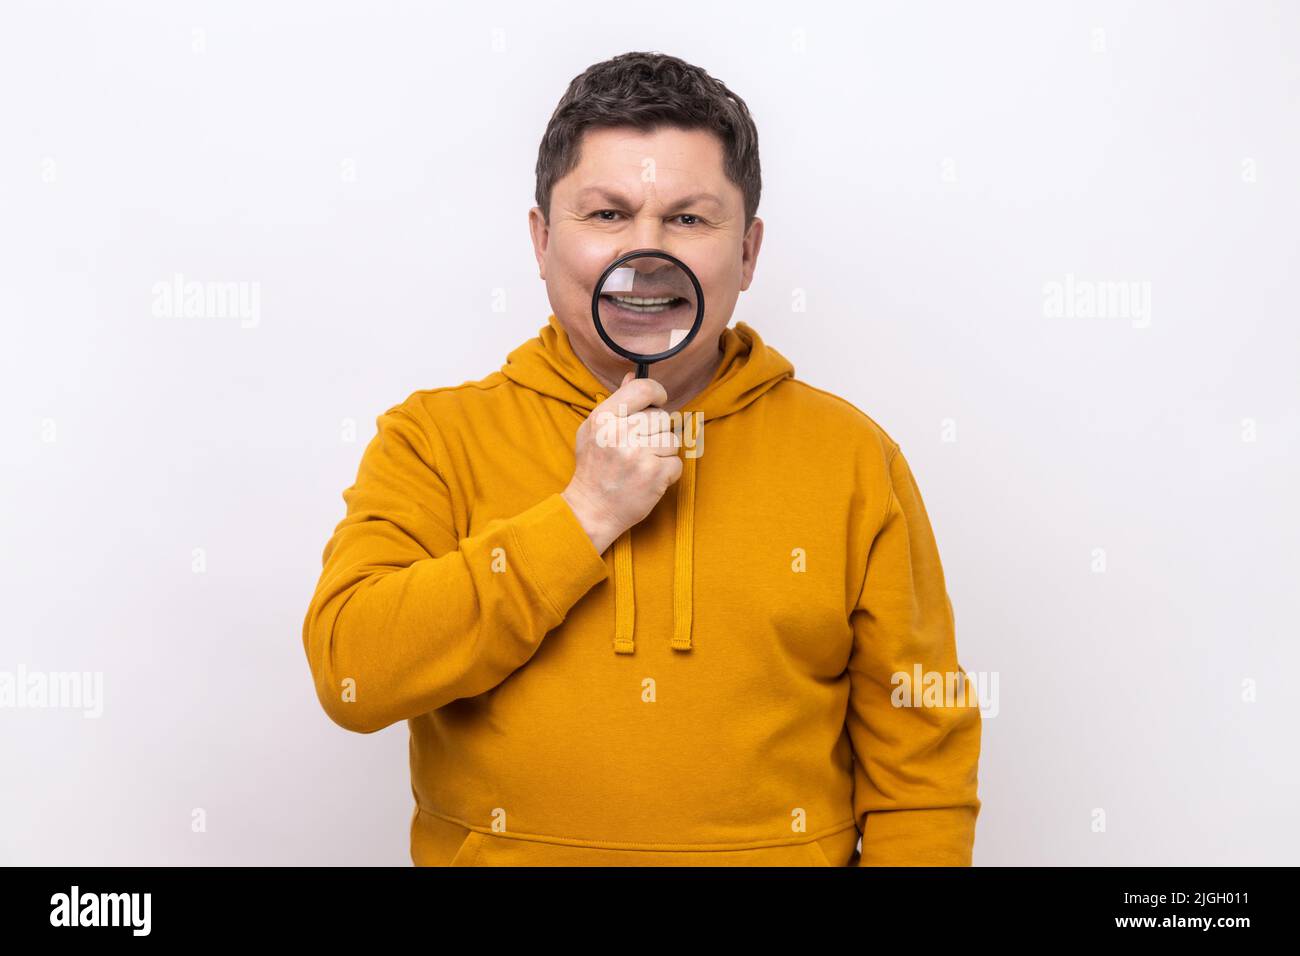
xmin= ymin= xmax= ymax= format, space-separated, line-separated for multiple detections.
xmin=669 ymin=191 xmax=725 ymax=211
xmin=573 ymin=186 xmax=725 ymax=211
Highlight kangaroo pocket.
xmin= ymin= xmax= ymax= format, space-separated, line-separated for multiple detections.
xmin=412 ymin=806 xmax=485 ymax=866
xmin=412 ymin=806 xmax=859 ymax=866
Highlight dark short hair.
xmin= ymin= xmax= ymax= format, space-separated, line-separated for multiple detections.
xmin=534 ymin=51 xmax=761 ymax=229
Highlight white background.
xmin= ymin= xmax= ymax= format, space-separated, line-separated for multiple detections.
xmin=2 ymin=0 xmax=1297 ymax=865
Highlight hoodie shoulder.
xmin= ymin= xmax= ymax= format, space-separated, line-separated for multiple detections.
xmin=383 ymin=370 xmax=513 ymax=421
xmin=775 ymin=377 xmax=902 ymax=462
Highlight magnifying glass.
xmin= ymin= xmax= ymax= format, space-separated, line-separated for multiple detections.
xmin=591 ymin=249 xmax=705 ymax=379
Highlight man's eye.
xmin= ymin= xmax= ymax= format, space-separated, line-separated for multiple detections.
xmin=591 ymin=210 xmax=702 ymax=225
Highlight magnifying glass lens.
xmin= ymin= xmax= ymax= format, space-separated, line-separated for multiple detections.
xmin=596 ymin=254 xmax=697 ymax=358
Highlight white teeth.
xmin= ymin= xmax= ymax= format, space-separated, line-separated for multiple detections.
xmin=606 ymin=294 xmax=681 ymax=314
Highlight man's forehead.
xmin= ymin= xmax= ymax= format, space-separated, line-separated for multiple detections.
xmin=578 ymin=125 xmax=722 ymax=160
xmin=563 ymin=127 xmax=730 ymax=195
xmin=571 ymin=183 xmax=725 ymax=210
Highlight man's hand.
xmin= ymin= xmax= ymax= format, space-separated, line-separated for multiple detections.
xmin=562 ymin=370 xmax=683 ymax=554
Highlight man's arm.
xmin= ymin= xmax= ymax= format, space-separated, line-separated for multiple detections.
xmin=846 ymin=444 xmax=983 ymax=865
xmin=302 ymin=406 xmax=608 ymax=734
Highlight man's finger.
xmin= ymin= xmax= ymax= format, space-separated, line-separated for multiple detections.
xmin=647 ymin=429 xmax=683 ymax=456
xmin=595 ymin=377 xmax=668 ymax=418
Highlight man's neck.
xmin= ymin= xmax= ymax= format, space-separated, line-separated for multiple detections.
xmin=581 ymin=340 xmax=724 ymax=413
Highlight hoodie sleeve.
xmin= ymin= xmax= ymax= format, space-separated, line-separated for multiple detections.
xmin=846 ymin=444 xmax=982 ymax=865
xmin=302 ymin=405 xmax=610 ymax=734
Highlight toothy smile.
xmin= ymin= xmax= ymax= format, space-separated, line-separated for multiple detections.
xmin=601 ymin=294 xmax=688 ymax=314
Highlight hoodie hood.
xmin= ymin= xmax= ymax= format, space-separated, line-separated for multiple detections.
xmin=500 ymin=313 xmax=795 ymax=654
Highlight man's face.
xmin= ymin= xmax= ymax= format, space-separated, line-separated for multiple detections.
xmin=528 ymin=125 xmax=762 ymax=391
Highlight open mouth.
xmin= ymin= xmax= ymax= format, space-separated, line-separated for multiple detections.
xmin=600 ymin=293 xmax=690 ymax=316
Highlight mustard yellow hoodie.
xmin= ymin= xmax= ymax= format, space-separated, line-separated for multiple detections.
xmin=302 ymin=314 xmax=982 ymax=866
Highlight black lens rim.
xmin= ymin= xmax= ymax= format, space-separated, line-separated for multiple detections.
xmin=590 ymin=248 xmax=706 ymax=367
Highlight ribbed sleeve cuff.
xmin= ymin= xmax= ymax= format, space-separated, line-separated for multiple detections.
xmin=507 ymin=492 xmax=610 ymax=620
xmin=857 ymin=806 xmax=978 ymax=866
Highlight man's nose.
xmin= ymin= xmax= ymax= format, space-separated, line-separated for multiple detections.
xmin=627 ymin=214 xmax=669 ymax=255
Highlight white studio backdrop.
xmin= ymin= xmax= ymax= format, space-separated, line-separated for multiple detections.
xmin=2 ymin=0 xmax=1297 ymax=865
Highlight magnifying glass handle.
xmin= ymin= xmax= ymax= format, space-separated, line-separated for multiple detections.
xmin=636 ymin=361 xmax=649 ymax=379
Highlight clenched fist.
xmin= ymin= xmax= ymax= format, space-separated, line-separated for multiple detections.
xmin=562 ymin=370 xmax=683 ymax=553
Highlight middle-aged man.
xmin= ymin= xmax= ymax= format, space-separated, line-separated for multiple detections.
xmin=303 ymin=51 xmax=983 ymax=867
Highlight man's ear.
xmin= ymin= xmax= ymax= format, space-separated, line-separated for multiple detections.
xmin=739 ymin=216 xmax=764 ymax=292
xmin=527 ymin=205 xmax=549 ymax=279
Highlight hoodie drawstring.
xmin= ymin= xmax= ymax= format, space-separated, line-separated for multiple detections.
xmin=611 ymin=415 xmax=699 ymax=655
xmin=611 ymin=530 xmax=636 ymax=654
xmin=670 ymin=449 xmax=697 ymax=651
